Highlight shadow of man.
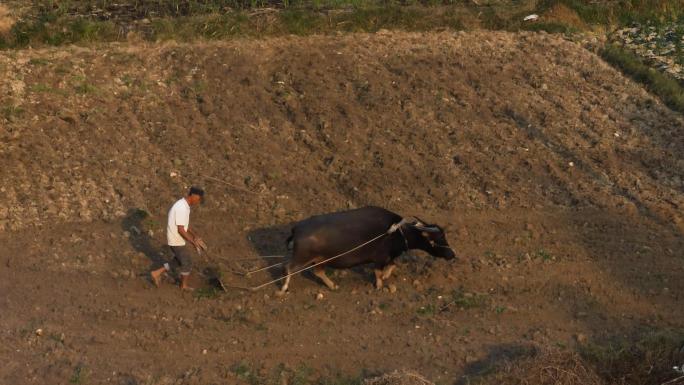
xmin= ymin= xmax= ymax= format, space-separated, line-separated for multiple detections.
xmin=121 ymin=208 xmax=177 ymax=285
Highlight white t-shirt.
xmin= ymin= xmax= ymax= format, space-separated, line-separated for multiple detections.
xmin=167 ymin=198 xmax=191 ymax=246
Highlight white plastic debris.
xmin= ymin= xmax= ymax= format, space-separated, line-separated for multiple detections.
xmin=524 ymin=14 xmax=539 ymax=22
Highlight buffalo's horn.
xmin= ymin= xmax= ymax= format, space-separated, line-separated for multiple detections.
xmin=413 ymin=224 xmax=441 ymax=233
xmin=402 ymin=216 xmax=418 ymax=224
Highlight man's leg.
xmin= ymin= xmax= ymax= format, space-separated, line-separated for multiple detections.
xmin=172 ymin=246 xmax=194 ymax=290
xmin=150 ymin=254 xmax=171 ymax=287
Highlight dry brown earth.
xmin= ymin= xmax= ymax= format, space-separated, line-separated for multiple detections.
xmin=1 ymin=31 xmax=683 ymax=384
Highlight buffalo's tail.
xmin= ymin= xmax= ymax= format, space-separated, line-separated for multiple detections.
xmin=285 ymin=234 xmax=294 ymax=251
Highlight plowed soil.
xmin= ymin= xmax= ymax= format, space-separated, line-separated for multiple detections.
xmin=1 ymin=31 xmax=683 ymax=384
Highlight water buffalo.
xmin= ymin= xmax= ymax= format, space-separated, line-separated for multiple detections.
xmin=278 ymin=206 xmax=456 ymax=293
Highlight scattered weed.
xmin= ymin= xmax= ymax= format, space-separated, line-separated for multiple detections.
xmin=579 ymin=329 xmax=684 ymax=384
xmin=1 ymin=104 xmax=24 ymax=121
xmin=29 ymin=83 xmax=53 ymax=93
xmin=451 ymin=288 xmax=489 ymax=309
xmin=73 ymin=76 xmax=97 ymax=94
xmin=537 ymin=249 xmax=554 ymax=261
xmin=28 ymin=57 xmax=50 ymax=65
xmin=291 ymin=365 xmax=313 ymax=385
xmin=69 ymin=365 xmax=86 ymax=384
xmin=231 ymin=362 xmax=260 ymax=385
xmin=194 ymin=287 xmax=221 ymax=299
xmin=416 ymin=303 xmax=436 ymax=316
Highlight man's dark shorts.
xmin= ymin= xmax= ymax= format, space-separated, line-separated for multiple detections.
xmin=170 ymin=245 xmax=192 ymax=275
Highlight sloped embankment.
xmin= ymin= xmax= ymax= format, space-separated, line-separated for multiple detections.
xmin=0 ymin=31 xmax=682 ymax=232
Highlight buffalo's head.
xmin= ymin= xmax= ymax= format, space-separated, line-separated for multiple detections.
xmin=411 ymin=221 xmax=456 ymax=260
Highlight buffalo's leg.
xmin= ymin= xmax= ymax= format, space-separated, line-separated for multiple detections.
xmin=381 ymin=263 xmax=396 ymax=280
xmin=277 ymin=264 xmax=292 ymax=295
xmin=313 ymin=266 xmax=338 ymax=290
xmin=374 ymin=268 xmax=384 ymax=289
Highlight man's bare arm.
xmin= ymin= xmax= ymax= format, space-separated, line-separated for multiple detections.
xmin=177 ymin=225 xmax=197 ymax=247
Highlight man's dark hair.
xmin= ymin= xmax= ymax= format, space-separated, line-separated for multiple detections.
xmin=188 ymin=186 xmax=205 ymax=197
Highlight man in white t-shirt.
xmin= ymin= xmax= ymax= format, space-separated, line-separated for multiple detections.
xmin=150 ymin=187 xmax=206 ymax=290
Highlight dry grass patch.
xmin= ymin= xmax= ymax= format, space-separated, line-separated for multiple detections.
xmin=364 ymin=370 xmax=434 ymax=385
xmin=0 ymin=5 xmax=16 ymax=36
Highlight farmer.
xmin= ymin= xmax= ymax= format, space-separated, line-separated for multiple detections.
xmin=150 ymin=186 xmax=207 ymax=290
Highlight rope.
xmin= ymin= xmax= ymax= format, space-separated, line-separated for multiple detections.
xmin=243 ymin=261 xmax=286 ymax=277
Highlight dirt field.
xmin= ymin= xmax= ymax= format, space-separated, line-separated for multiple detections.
xmin=1 ymin=31 xmax=683 ymax=384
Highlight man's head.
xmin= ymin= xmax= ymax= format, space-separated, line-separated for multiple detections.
xmin=186 ymin=186 xmax=204 ymax=206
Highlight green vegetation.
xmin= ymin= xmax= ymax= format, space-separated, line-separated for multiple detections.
xmin=29 ymin=83 xmax=54 ymax=93
xmin=470 ymin=329 xmax=684 ymax=385
xmin=231 ymin=361 xmax=260 ymax=385
xmin=72 ymin=76 xmax=98 ymax=94
xmin=416 ymin=303 xmax=436 ymax=316
xmin=602 ymin=43 xmax=684 ymax=112
xmin=1 ymin=104 xmax=25 ymax=121
xmin=580 ymin=329 xmax=684 ymax=385
xmin=537 ymin=248 xmax=554 ymax=261
xmin=28 ymin=57 xmax=50 ymax=65
xmin=0 ymin=0 xmax=683 ymax=51
xmin=194 ymin=286 xmax=221 ymax=298
xmin=230 ymin=362 xmax=365 ymax=385
xmin=539 ymin=0 xmax=684 ymax=26
xmin=451 ymin=288 xmax=489 ymax=309
xmin=69 ymin=365 xmax=86 ymax=384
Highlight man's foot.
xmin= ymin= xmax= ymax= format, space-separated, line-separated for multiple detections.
xmin=150 ymin=268 xmax=165 ymax=287
xmin=180 ymin=273 xmax=193 ymax=291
